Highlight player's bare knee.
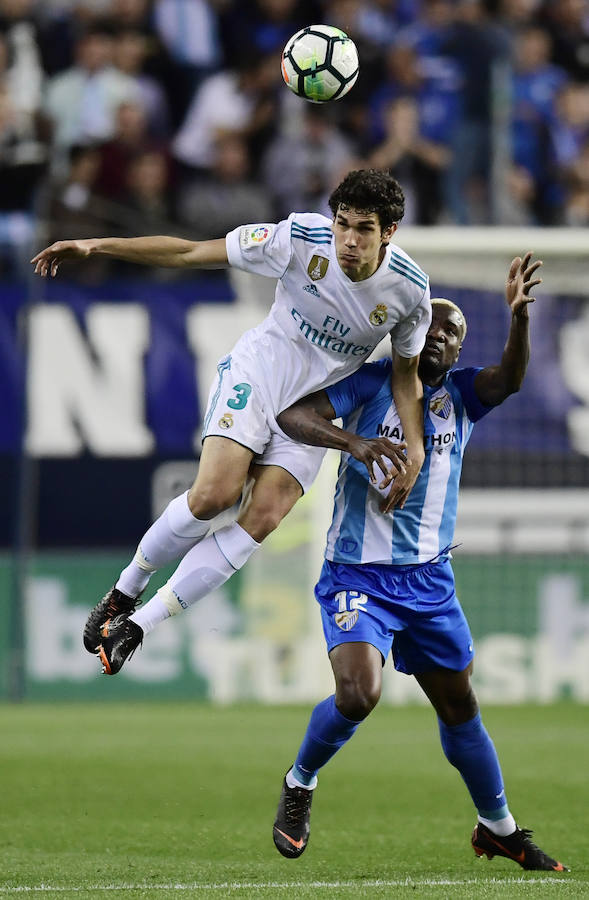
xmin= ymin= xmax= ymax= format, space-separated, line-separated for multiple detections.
xmin=187 ymin=482 xmax=242 ymax=519
xmin=241 ymin=503 xmax=288 ymax=542
xmin=463 ymin=686 xmax=480 ymax=722
xmin=336 ymin=676 xmax=380 ymax=721
xmin=440 ymin=686 xmax=479 ymax=727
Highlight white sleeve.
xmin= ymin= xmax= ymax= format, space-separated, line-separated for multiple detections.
xmin=225 ymin=219 xmax=292 ymax=278
xmin=390 ymin=283 xmax=432 ymax=358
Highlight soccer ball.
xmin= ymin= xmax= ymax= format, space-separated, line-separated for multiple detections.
xmin=281 ymin=25 xmax=359 ymax=103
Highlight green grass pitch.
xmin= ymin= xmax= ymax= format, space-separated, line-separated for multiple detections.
xmin=0 ymin=702 xmax=585 ymax=898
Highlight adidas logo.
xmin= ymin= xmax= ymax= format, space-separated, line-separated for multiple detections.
xmin=303 ymin=283 xmax=320 ymax=297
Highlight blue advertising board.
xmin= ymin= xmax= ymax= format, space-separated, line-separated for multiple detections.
xmin=1 ymin=275 xmax=588 ymax=546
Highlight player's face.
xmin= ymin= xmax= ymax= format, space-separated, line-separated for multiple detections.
xmin=419 ymin=304 xmax=463 ymax=383
xmin=332 ymin=205 xmax=396 ymax=281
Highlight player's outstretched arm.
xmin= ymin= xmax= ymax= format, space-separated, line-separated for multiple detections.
xmin=277 ymin=391 xmax=407 ymax=487
xmin=474 ymin=251 xmax=542 ymax=407
xmin=31 ymin=236 xmax=229 ymax=277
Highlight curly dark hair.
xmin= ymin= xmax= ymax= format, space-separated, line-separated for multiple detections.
xmin=328 ymin=169 xmax=405 ymax=230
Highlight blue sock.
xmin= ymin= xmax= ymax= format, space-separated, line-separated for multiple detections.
xmin=293 ymin=695 xmax=361 ymax=785
xmin=438 ymin=712 xmax=510 ymax=820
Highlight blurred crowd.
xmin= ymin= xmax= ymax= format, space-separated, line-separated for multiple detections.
xmin=1 ymin=0 xmax=589 ymax=278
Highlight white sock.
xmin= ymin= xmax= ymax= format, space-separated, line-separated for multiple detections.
xmin=129 ymin=594 xmax=170 ymax=635
xmin=478 ymin=813 xmax=517 ymax=836
xmin=116 ymin=492 xmax=211 ymax=598
xmin=116 ymin=547 xmax=156 ymax=599
xmin=130 ymin=522 xmax=261 ymax=629
xmin=167 ymin=522 xmax=260 ymax=612
xmin=286 ymin=768 xmax=317 ymax=791
xmin=214 ymin=522 xmax=261 ymax=569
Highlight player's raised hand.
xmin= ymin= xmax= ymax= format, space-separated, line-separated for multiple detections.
xmin=346 ymin=435 xmax=407 ymax=488
xmin=506 ymin=251 xmax=542 ymax=316
xmin=31 ymin=240 xmax=94 ymax=277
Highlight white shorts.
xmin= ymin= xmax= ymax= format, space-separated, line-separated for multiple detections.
xmin=202 ymin=353 xmax=326 ymax=493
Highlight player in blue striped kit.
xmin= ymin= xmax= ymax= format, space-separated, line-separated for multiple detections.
xmin=272 ymin=252 xmax=568 ymax=872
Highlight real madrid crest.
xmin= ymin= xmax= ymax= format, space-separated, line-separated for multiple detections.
xmin=218 ymin=412 xmax=234 ymax=430
xmin=369 ymin=303 xmax=388 ymax=326
xmin=307 ymin=255 xmax=329 ymax=281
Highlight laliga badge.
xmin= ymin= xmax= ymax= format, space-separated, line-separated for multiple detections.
xmin=218 ymin=413 xmax=234 ymax=430
xmin=335 ymin=610 xmax=359 ymax=631
xmin=240 ymin=225 xmax=271 ymax=248
xmin=308 ymin=255 xmax=329 ymax=281
xmin=369 ymin=303 xmax=388 ymax=326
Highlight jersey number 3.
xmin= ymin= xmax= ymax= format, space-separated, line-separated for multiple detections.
xmin=227 ymin=383 xmax=252 ymax=410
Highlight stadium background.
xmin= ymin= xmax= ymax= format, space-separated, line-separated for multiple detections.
xmin=0 ymin=0 xmax=588 ymax=708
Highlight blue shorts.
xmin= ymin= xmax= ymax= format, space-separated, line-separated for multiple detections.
xmin=315 ymin=558 xmax=474 ymax=675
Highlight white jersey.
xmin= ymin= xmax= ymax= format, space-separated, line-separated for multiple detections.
xmin=225 ymin=212 xmax=431 ymax=423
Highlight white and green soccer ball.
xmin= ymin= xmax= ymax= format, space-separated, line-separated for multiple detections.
xmin=281 ymin=25 xmax=359 ymax=103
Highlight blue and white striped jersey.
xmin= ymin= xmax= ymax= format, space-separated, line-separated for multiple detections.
xmin=324 ymin=359 xmax=493 ymax=565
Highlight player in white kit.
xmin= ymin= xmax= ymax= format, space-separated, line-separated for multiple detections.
xmin=31 ymin=169 xmax=431 ymax=675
